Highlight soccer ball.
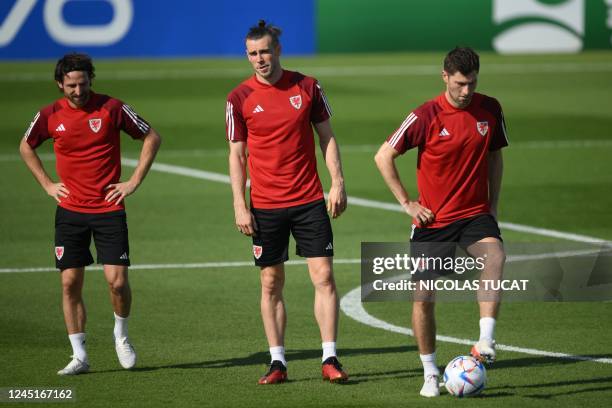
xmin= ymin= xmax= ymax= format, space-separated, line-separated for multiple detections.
xmin=443 ymin=355 xmax=486 ymax=397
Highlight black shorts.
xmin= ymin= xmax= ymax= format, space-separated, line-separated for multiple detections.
xmin=410 ymin=214 xmax=501 ymax=280
xmin=251 ymin=199 xmax=334 ymax=267
xmin=54 ymin=206 xmax=130 ymax=271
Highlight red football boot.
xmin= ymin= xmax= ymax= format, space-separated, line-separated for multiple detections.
xmin=258 ymin=360 xmax=287 ymax=385
xmin=322 ymin=357 xmax=348 ymax=383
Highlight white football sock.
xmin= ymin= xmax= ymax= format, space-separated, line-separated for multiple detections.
xmin=269 ymin=346 xmax=286 ymax=366
xmin=322 ymin=341 xmax=337 ymax=362
xmin=113 ymin=312 xmax=129 ymax=340
xmin=479 ymin=317 xmax=496 ymax=341
xmin=68 ymin=333 xmax=88 ymax=363
xmin=419 ymin=352 xmax=439 ymax=377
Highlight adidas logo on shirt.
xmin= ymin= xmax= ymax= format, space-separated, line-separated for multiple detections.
xmin=119 ymin=252 xmax=129 ymax=260
xmin=439 ymin=128 xmax=450 ymax=137
xmin=252 ymin=105 xmax=264 ymax=113
xmin=56 ymin=124 xmax=66 ymax=132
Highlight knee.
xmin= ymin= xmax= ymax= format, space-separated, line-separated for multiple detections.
xmin=311 ymin=267 xmax=335 ymax=290
xmin=485 ymin=248 xmax=506 ymax=269
xmin=108 ymin=278 xmax=129 ymax=295
xmin=61 ymin=276 xmax=81 ymax=297
xmin=260 ymin=272 xmax=283 ymax=295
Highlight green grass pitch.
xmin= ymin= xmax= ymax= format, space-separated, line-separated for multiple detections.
xmin=1 ymin=51 xmax=611 ymax=407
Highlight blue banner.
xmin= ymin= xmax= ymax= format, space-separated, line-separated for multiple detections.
xmin=0 ymin=0 xmax=315 ymax=59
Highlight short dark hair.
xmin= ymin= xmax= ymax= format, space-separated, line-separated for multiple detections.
xmin=54 ymin=53 xmax=95 ymax=83
xmin=246 ymin=20 xmax=282 ymax=48
xmin=444 ymin=47 xmax=480 ymax=75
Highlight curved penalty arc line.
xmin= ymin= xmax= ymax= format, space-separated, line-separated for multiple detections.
xmin=340 ymin=287 xmax=612 ymax=365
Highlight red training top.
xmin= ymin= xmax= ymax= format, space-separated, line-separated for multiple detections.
xmin=387 ymin=92 xmax=508 ymax=228
xmin=226 ymin=70 xmax=332 ymax=209
xmin=24 ymin=92 xmax=151 ymax=213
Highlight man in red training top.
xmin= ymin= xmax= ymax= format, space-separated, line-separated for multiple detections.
xmin=226 ymin=20 xmax=348 ymax=384
xmin=375 ymin=47 xmax=508 ymax=397
xmin=20 ymin=53 xmax=162 ymax=375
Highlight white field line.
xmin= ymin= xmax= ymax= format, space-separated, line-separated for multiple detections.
xmin=340 ymin=287 xmax=612 ymax=365
xmin=0 ymin=248 xmax=601 ymax=274
xmin=3 ymin=157 xmax=610 ymax=271
xmin=3 ymin=158 xmax=612 ymax=364
xmin=2 ymin=139 xmax=611 ymax=164
xmin=8 ymin=155 xmax=607 ymax=246
xmin=506 ymin=248 xmax=605 ymax=262
xmin=2 ymin=248 xmax=610 ymax=365
xmin=0 ymin=258 xmax=361 ymax=274
xmin=135 ymin=159 xmax=612 ymax=365
xmin=3 ymin=62 xmax=612 ymax=82
xmin=337 ymin=140 xmax=612 ymax=152
xmin=508 ymin=140 xmax=612 ymax=149
xmin=124 ymin=160 xmax=612 ymax=246
xmin=127 ymin=159 xmax=232 ymax=185
xmin=501 ymin=222 xmax=611 ymax=245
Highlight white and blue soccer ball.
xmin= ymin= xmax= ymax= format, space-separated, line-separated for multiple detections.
xmin=443 ymin=355 xmax=486 ymax=397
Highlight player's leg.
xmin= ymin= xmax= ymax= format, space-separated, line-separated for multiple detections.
xmin=251 ymin=206 xmax=290 ymax=384
xmin=305 ymin=256 xmax=347 ymax=382
xmin=55 ymin=207 xmax=93 ymax=375
xmin=412 ymin=297 xmax=436 ymax=355
xmin=260 ymin=264 xmax=287 ymax=353
xmin=259 ymin=265 xmax=288 ymax=384
xmin=103 ymin=265 xmax=132 ymax=317
xmin=306 ymin=256 xmax=337 ymax=345
xmin=467 ymin=237 xmax=504 ymax=363
xmin=461 ymin=215 xmax=505 ymax=363
xmin=61 ymin=268 xmax=87 ymax=334
xmin=58 ymin=267 xmax=90 ymax=375
xmin=410 ymin=225 xmax=459 ymax=397
xmin=291 ymin=199 xmax=347 ymax=382
xmin=291 ymin=200 xmax=337 ymax=341
xmin=104 ymin=267 xmax=135 ymax=370
xmin=103 ymin=264 xmax=132 ymax=331
xmin=469 ymin=237 xmax=504 ymax=315
xmin=103 ymin=264 xmax=136 ymax=369
xmin=92 ymin=210 xmax=135 ymax=369
xmin=412 ymin=293 xmax=440 ymax=397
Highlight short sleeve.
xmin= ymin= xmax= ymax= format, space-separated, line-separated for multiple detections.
xmin=386 ymin=111 xmax=427 ymax=154
xmin=226 ymin=94 xmax=247 ymax=142
xmin=489 ymin=101 xmax=509 ymax=151
xmin=310 ymin=81 xmax=332 ymax=124
xmin=117 ymin=103 xmax=151 ymax=139
xmin=24 ymin=111 xmax=50 ymax=149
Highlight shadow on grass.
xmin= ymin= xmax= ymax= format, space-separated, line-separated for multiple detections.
xmin=491 ymin=354 xmax=612 ymax=369
xmin=486 ymin=375 xmax=612 ymax=399
xmin=94 ymin=345 xmax=419 ymax=382
xmin=471 ymin=356 xmax=612 ymax=399
xmin=93 ymin=348 xmax=612 ymax=394
xmin=145 ymin=345 xmax=414 ymax=369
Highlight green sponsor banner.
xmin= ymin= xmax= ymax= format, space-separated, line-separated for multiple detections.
xmin=317 ymin=0 xmax=612 ymax=53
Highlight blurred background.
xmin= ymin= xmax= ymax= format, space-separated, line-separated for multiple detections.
xmin=1 ymin=0 xmax=610 ymax=58
xmin=1 ymin=1 xmax=611 ymax=407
